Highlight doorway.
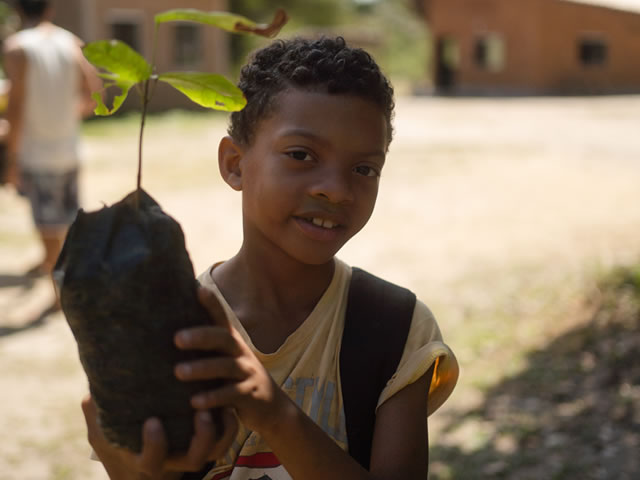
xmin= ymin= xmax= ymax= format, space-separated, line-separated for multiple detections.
xmin=435 ymin=35 xmax=460 ymax=92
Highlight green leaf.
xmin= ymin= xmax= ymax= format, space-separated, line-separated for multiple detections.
xmin=91 ymin=92 xmax=109 ymax=116
xmin=158 ymin=72 xmax=246 ymax=111
xmin=83 ymin=40 xmax=152 ymax=83
xmin=83 ymin=40 xmax=152 ymax=115
xmin=154 ymin=8 xmax=288 ymax=37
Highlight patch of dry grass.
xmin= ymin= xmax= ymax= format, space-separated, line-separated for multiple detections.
xmin=430 ymin=263 xmax=640 ymax=480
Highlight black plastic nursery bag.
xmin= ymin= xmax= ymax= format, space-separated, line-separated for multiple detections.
xmin=53 ymin=189 xmax=221 ymax=453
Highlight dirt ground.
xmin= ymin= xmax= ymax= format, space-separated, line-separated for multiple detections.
xmin=1 ymin=95 xmax=639 ymax=479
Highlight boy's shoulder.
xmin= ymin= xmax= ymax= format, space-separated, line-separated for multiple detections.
xmin=348 ymin=267 xmax=415 ymax=307
xmin=342 ymin=265 xmax=416 ymax=377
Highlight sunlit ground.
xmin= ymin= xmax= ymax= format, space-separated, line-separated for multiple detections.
xmin=1 ymin=95 xmax=639 ymax=479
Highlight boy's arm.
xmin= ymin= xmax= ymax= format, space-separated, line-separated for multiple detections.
xmin=257 ymin=368 xmax=433 ymax=480
xmin=180 ymin=288 xmax=434 ymax=480
xmin=370 ymin=366 xmax=433 ymax=478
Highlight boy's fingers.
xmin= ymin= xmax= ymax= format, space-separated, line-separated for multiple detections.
xmin=176 ymin=356 xmax=246 ymax=382
xmin=187 ymin=410 xmax=217 ymax=466
xmin=207 ymin=408 xmax=239 ymax=461
xmin=81 ymin=394 xmax=100 ymax=445
xmin=137 ymin=418 xmax=169 ymax=476
xmin=191 ymin=383 xmax=246 ymax=410
xmin=197 ymin=287 xmax=230 ymax=329
xmin=164 ymin=410 xmax=216 ymax=471
xmin=174 ymin=326 xmax=239 ymax=355
xmin=81 ymin=393 xmax=109 ymax=449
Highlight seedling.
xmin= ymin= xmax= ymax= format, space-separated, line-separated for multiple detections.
xmin=84 ymin=8 xmax=287 ymax=197
xmin=53 ymin=8 xmax=287 ymax=454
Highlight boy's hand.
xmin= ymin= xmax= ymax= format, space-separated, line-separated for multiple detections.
xmin=174 ymin=288 xmax=291 ymax=435
xmin=81 ymin=394 xmax=238 ymax=479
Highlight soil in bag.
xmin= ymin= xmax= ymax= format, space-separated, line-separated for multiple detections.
xmin=54 ymin=189 xmax=222 ymax=453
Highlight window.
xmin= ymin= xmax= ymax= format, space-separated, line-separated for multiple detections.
xmin=112 ymin=22 xmax=140 ymax=52
xmin=174 ymin=24 xmax=203 ymax=67
xmin=473 ymin=33 xmax=505 ymax=72
xmin=578 ymin=37 xmax=608 ymax=66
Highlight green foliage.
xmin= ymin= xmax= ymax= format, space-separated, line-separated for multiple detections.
xmin=80 ymin=7 xmax=286 ymax=191
xmin=84 ymin=8 xmax=286 ymax=116
xmin=230 ymin=0 xmax=346 ymax=27
xmin=155 ymin=9 xmax=264 ymax=32
xmin=352 ymin=0 xmax=431 ymax=89
xmin=83 ymin=40 xmax=152 ymax=83
xmin=83 ymin=40 xmax=152 ymax=115
xmin=227 ymin=0 xmax=351 ymax=73
xmin=157 ymin=73 xmax=245 ymax=111
xmin=0 ymin=1 xmax=13 ymax=24
xmin=228 ymin=0 xmax=432 ymax=90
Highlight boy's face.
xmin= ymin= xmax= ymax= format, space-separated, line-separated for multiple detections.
xmin=236 ymin=88 xmax=388 ymax=266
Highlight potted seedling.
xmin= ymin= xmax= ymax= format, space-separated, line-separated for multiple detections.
xmin=53 ymin=8 xmax=287 ymax=454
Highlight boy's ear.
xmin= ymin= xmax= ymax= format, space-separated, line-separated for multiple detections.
xmin=218 ymin=136 xmax=244 ymax=191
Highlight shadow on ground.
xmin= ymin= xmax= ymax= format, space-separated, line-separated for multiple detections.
xmin=431 ymin=265 xmax=640 ymax=480
xmin=0 ymin=301 xmax=60 ymax=337
xmin=0 ymin=271 xmax=60 ymax=337
xmin=0 ymin=273 xmax=36 ymax=290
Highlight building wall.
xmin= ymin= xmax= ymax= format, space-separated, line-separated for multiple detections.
xmin=52 ymin=0 xmax=84 ymax=39
xmin=425 ymin=0 xmax=545 ymax=94
xmin=54 ymin=0 xmax=231 ymax=111
xmin=538 ymin=0 xmax=640 ymax=93
xmin=421 ymin=0 xmax=640 ymax=94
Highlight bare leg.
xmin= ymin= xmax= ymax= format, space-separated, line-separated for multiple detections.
xmin=38 ymin=226 xmax=67 ymax=273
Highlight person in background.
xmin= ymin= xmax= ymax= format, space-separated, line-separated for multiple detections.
xmin=2 ymin=0 xmax=99 ymax=275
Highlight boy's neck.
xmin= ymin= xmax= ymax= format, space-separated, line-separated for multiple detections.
xmin=212 ymin=244 xmax=335 ymax=349
xmin=219 ymin=246 xmax=334 ymax=308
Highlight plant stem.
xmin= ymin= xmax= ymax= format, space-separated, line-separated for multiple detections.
xmin=136 ymin=78 xmax=150 ymax=206
xmin=134 ymin=23 xmax=159 ymax=209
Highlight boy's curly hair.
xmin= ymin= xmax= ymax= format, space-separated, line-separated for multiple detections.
xmin=229 ymin=36 xmax=395 ymax=147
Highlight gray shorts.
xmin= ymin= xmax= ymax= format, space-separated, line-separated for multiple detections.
xmin=20 ymin=168 xmax=79 ymax=228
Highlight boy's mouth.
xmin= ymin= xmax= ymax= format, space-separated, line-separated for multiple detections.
xmin=293 ymin=215 xmax=345 ymax=243
xmin=308 ymin=217 xmax=339 ymax=229
xmin=294 ymin=215 xmax=343 ymax=231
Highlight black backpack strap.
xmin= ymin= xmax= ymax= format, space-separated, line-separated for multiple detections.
xmin=340 ymin=267 xmax=416 ymax=470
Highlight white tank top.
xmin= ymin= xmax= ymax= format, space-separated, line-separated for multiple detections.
xmin=15 ymin=25 xmax=80 ymax=172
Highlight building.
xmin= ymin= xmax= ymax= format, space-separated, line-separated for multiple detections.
xmin=52 ymin=0 xmax=230 ymax=111
xmin=414 ymin=0 xmax=640 ymax=94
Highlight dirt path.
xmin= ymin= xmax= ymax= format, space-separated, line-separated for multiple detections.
xmin=1 ymin=96 xmax=639 ymax=479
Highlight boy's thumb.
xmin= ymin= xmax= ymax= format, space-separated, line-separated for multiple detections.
xmin=197 ymin=286 xmax=230 ymax=330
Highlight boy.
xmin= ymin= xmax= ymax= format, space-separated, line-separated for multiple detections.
xmin=82 ymin=36 xmax=458 ymax=480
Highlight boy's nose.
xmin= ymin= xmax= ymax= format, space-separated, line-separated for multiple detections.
xmin=309 ymin=169 xmax=354 ymax=205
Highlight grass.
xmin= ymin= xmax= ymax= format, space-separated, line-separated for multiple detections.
xmin=82 ymin=109 xmax=228 ymax=138
xmin=79 ymin=109 xmax=230 ymax=198
xmin=429 ymin=261 xmax=640 ymax=479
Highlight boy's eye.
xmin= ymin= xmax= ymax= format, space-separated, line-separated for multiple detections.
xmin=354 ymin=165 xmax=380 ymax=178
xmin=287 ymin=150 xmax=311 ymax=162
